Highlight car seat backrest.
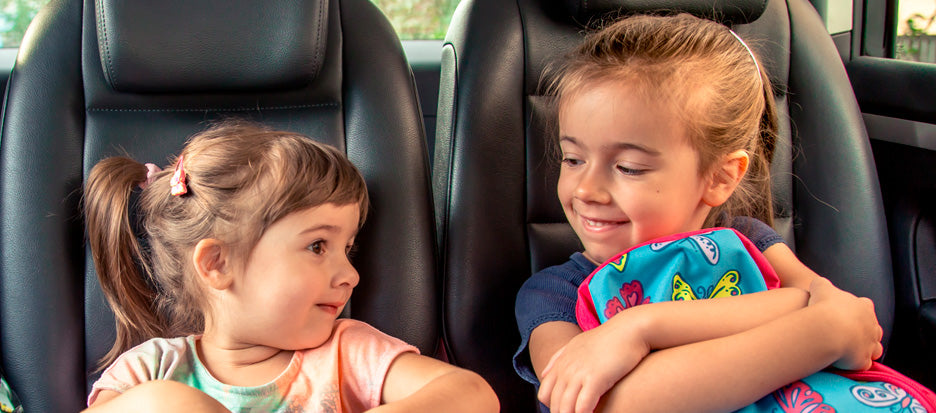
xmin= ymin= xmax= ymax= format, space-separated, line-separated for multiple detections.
xmin=434 ymin=0 xmax=894 ymax=410
xmin=0 ymin=0 xmax=437 ymax=411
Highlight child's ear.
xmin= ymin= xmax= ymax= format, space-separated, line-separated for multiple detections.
xmin=702 ymin=150 xmax=749 ymax=207
xmin=192 ymin=239 xmax=233 ymax=290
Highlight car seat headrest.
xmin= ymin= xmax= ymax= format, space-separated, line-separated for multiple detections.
xmin=94 ymin=0 xmax=328 ymax=93
xmin=561 ymin=0 xmax=767 ymax=25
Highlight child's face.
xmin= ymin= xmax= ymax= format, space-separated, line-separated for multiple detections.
xmin=557 ymin=81 xmax=713 ymax=264
xmin=224 ymin=202 xmax=361 ymax=350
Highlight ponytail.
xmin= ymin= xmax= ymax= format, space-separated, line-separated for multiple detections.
xmin=84 ymin=157 xmax=166 ymax=370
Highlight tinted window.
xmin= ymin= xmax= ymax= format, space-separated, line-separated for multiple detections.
xmin=371 ymin=0 xmax=460 ymax=40
xmin=896 ymin=0 xmax=936 ymax=62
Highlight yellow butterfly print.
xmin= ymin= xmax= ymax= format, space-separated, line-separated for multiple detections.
xmin=610 ymin=254 xmax=627 ymax=272
xmin=671 ymin=270 xmax=742 ymax=301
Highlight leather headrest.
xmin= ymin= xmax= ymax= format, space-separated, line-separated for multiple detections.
xmin=94 ymin=0 xmax=328 ymax=93
xmin=562 ymin=0 xmax=767 ymax=25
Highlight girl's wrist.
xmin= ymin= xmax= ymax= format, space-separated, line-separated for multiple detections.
xmin=604 ymin=305 xmax=653 ymax=354
xmin=799 ymin=304 xmax=851 ymax=363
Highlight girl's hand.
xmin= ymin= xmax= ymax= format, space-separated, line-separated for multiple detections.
xmin=807 ymin=277 xmax=884 ymax=371
xmin=537 ymin=318 xmax=650 ymax=413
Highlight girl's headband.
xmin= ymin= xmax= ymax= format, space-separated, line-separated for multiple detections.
xmin=728 ymin=29 xmax=762 ymax=83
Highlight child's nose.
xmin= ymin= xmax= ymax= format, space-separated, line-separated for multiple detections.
xmin=575 ymin=167 xmax=611 ymax=203
xmin=334 ymin=257 xmax=360 ymax=289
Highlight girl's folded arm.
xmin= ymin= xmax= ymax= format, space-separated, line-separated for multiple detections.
xmin=532 ymin=288 xmax=808 ymax=412
xmin=596 ymin=279 xmax=883 ymax=413
xmin=368 ymin=352 xmax=499 ymax=413
xmin=763 ymin=242 xmax=821 ymax=290
xmin=626 ymin=287 xmax=809 ymax=350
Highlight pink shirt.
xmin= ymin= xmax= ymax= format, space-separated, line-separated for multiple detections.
xmin=88 ymin=319 xmax=418 ymax=412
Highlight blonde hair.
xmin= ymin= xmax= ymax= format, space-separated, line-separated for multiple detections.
xmin=549 ymin=13 xmax=778 ymax=227
xmin=84 ymin=121 xmax=369 ymax=369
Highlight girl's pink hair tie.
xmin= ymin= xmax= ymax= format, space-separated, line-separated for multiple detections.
xmin=139 ymin=163 xmax=163 ymax=189
xmin=169 ymin=155 xmax=188 ymax=196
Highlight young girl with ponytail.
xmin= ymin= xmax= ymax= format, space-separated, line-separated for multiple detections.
xmin=83 ymin=122 xmax=497 ymax=412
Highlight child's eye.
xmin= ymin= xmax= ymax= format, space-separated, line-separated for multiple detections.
xmin=345 ymin=243 xmax=358 ymax=258
xmin=617 ymin=165 xmax=647 ymax=176
xmin=561 ymin=157 xmax=583 ymax=167
xmin=307 ymin=240 xmax=325 ymax=255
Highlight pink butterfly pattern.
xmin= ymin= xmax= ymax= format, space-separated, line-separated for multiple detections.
xmin=773 ymin=381 xmax=837 ymax=413
xmin=603 ymin=280 xmax=651 ymax=319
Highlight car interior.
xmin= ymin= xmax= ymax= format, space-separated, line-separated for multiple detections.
xmin=0 ymin=0 xmax=934 ymax=411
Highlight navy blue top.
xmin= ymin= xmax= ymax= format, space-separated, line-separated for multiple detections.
xmin=513 ymin=217 xmax=785 ymax=389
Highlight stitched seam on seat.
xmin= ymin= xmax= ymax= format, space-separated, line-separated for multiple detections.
xmin=86 ymin=103 xmax=340 ymax=112
xmin=311 ymin=0 xmax=325 ymax=79
xmin=96 ymin=0 xmax=116 ymax=89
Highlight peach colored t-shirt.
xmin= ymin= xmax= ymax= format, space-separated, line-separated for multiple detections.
xmin=88 ymin=319 xmax=418 ymax=412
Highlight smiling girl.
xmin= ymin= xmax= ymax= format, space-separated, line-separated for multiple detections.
xmin=513 ymin=13 xmax=915 ymax=413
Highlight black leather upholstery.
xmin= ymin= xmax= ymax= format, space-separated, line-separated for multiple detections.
xmin=0 ymin=0 xmax=437 ymax=411
xmin=434 ymin=0 xmax=894 ymax=410
xmin=95 ymin=0 xmax=329 ymax=93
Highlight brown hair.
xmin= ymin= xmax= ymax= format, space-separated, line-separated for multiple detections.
xmin=84 ymin=121 xmax=369 ymax=369
xmin=548 ymin=13 xmax=778 ymax=227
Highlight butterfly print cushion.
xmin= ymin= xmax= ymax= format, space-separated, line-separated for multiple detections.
xmin=575 ymin=227 xmax=779 ymax=331
xmin=574 ymin=229 xmax=936 ymax=412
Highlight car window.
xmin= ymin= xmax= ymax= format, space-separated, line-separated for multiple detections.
xmin=0 ymin=0 xmax=458 ymax=49
xmin=0 ymin=0 xmax=49 ymax=48
xmin=370 ymin=0 xmax=460 ymax=40
xmin=896 ymin=0 xmax=936 ymax=62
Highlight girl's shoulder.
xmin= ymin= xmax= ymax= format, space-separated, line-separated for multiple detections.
xmin=106 ymin=336 xmax=193 ymax=369
xmin=310 ymin=319 xmax=418 ymax=354
xmin=523 ymin=252 xmax=596 ymax=291
xmin=293 ymin=320 xmax=420 ymax=409
xmin=730 ymin=216 xmax=785 ymax=252
xmin=88 ymin=336 xmax=196 ymax=406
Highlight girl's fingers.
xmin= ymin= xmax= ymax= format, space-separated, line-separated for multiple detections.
xmin=551 ymin=378 xmax=568 ymax=412
xmin=576 ymin=385 xmax=600 ymax=413
xmin=558 ymin=380 xmax=581 ymax=413
xmin=538 ymin=372 xmax=555 ymax=405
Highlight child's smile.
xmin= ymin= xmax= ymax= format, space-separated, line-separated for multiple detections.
xmin=557 ymin=81 xmax=715 ymax=264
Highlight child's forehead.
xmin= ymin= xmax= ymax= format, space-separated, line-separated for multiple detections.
xmin=559 ymin=73 xmax=709 ymax=136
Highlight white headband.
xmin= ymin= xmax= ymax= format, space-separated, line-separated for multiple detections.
xmin=728 ymin=29 xmax=762 ymax=81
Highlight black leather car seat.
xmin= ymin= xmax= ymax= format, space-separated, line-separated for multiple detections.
xmin=433 ymin=0 xmax=894 ymax=410
xmin=0 ymin=0 xmax=437 ymax=411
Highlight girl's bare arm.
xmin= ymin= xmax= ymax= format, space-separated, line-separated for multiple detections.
xmin=534 ymin=287 xmax=809 ymax=413
xmin=369 ymin=352 xmax=499 ymax=413
xmin=597 ymin=280 xmax=882 ymax=412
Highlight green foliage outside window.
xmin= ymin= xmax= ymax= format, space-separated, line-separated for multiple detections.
xmin=371 ymin=0 xmax=460 ymax=40
xmin=0 ymin=0 xmax=456 ymax=48
xmin=0 ymin=0 xmax=46 ymax=48
xmin=897 ymin=11 xmax=936 ymax=62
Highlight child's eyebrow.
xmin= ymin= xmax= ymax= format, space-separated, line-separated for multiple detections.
xmin=608 ymin=141 xmax=660 ymax=156
xmin=299 ymin=224 xmax=341 ymax=235
xmin=560 ymin=136 xmax=660 ymax=156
